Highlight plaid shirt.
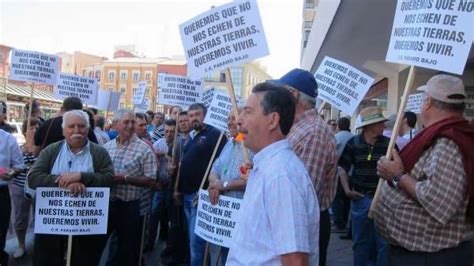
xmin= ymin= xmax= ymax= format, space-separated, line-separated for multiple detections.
xmin=375 ymin=138 xmax=474 ymax=252
xmin=104 ymin=134 xmax=157 ymax=202
xmin=287 ymin=109 xmax=338 ymax=210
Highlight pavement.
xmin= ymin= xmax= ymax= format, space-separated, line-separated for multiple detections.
xmin=5 ymin=229 xmax=353 ymax=266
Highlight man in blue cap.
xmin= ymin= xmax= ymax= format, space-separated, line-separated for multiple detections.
xmin=273 ymin=68 xmax=338 ymax=266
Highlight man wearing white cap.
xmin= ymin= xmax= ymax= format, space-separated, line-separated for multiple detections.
xmin=375 ymin=74 xmax=474 ymax=266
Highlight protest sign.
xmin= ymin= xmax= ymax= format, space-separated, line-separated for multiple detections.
xmin=157 ymin=73 xmax=203 ymax=107
xmin=179 ymin=0 xmax=269 ymax=78
xmin=386 ymin=0 xmax=474 ymax=74
xmin=93 ymin=90 xmax=121 ymax=112
xmin=204 ymin=90 xmax=233 ymax=132
xmin=133 ymin=80 xmax=147 ymax=105
xmin=34 ymin=187 xmax=110 ymax=235
xmin=201 ymin=87 xmax=216 ymax=109
xmin=194 ymin=190 xmax=242 ymax=248
xmin=135 ymin=98 xmax=149 ymax=113
xmin=405 ymin=93 xmax=424 ymax=113
xmin=9 ymin=49 xmax=59 ymax=85
xmin=54 ymin=72 xmax=99 ymax=105
xmin=315 ymin=56 xmax=374 ymax=115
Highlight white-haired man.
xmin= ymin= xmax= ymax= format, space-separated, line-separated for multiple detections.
xmin=28 ymin=109 xmax=115 ymax=266
xmin=103 ymin=109 xmax=158 ymax=266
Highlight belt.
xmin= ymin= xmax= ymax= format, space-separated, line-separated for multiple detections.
xmin=352 ymin=184 xmax=375 ymax=196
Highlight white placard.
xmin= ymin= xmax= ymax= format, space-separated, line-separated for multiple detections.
xmin=54 ymin=72 xmax=99 ymax=105
xmin=194 ymin=189 xmax=242 ymax=248
xmin=133 ymin=81 xmax=147 ymax=105
xmin=204 ymin=90 xmax=232 ymax=132
xmin=135 ymin=98 xmax=150 ymax=113
xmin=9 ymin=49 xmax=59 ymax=85
xmin=157 ymin=73 xmax=203 ymax=107
xmin=34 ymin=187 xmax=110 ymax=235
xmin=386 ymin=0 xmax=474 ymax=74
xmin=202 ymin=87 xmax=217 ymax=109
xmin=179 ymin=0 xmax=269 ymax=78
xmin=405 ymin=93 xmax=424 ymax=114
xmin=315 ymin=56 xmax=374 ymax=115
xmin=92 ymin=90 xmax=121 ymax=112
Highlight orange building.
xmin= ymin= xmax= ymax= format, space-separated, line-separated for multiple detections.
xmin=92 ymin=57 xmax=187 ymax=112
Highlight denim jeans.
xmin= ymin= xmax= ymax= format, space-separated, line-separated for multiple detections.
xmin=351 ymin=195 xmax=388 ymax=266
xmin=183 ymin=193 xmax=207 ymax=266
xmin=147 ymin=191 xmax=167 ymax=247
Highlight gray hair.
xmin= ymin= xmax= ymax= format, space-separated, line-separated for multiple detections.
xmin=113 ymin=109 xmax=135 ymax=122
xmin=298 ymin=91 xmax=316 ymax=109
xmin=62 ymin=110 xmax=90 ymax=129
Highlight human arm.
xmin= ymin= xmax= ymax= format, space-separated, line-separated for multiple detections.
xmin=338 ymin=167 xmax=363 ymax=200
xmin=281 ymin=252 xmax=309 ymax=266
xmin=0 ymin=137 xmax=25 ymax=179
xmin=377 ymin=140 xmax=467 ymax=224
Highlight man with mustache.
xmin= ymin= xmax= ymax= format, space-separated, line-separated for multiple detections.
xmin=28 ymin=110 xmax=115 ymax=266
xmin=174 ymin=103 xmax=226 ymax=266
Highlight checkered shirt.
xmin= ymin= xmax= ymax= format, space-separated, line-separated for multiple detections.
xmin=374 ymin=138 xmax=474 ymax=252
xmin=287 ymin=109 xmax=338 ymax=210
xmin=104 ymin=134 xmax=157 ymax=202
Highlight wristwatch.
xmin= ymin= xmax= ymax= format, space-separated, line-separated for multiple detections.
xmin=223 ymin=181 xmax=229 ymax=191
xmin=391 ymin=171 xmax=406 ymax=188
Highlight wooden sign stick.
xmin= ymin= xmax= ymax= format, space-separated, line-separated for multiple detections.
xmin=368 ymin=65 xmax=416 ymax=218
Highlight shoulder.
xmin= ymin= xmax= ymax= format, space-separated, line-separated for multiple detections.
xmin=90 ymin=142 xmax=109 ymax=154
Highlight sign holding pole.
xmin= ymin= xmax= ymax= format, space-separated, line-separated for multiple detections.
xmin=385 ymin=0 xmax=473 ymax=74
xmin=55 ymin=73 xmax=99 ymax=105
xmin=369 ymin=66 xmax=416 ymax=218
xmin=179 ymin=0 xmax=269 ymax=78
xmin=26 ymin=83 xmax=35 ymax=136
xmin=9 ymin=49 xmax=59 ymax=85
xmin=314 ymin=56 xmax=374 ymax=115
xmin=34 ymin=187 xmax=110 ymax=235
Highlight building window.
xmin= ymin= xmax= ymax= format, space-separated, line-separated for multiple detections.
xmin=145 ymin=88 xmax=150 ymax=96
xmin=120 ymin=71 xmax=127 ymax=80
xmin=305 ymin=0 xmax=314 ymax=9
xmin=120 ymin=87 xmax=126 ymax=94
xmin=133 ymin=72 xmax=140 ymax=81
xmin=119 ymin=103 xmax=124 ymax=108
xmin=304 ymin=21 xmax=313 ymax=28
xmin=133 ymin=88 xmax=138 ymax=95
xmin=95 ymin=70 xmax=101 ymax=81
xmin=145 ymin=72 xmax=152 ymax=81
xmin=108 ymin=71 xmax=115 ymax=81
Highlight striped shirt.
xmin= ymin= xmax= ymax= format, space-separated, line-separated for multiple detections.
xmin=227 ymin=140 xmax=320 ymax=265
xmin=104 ymin=134 xmax=157 ymax=202
xmin=339 ymin=134 xmax=392 ymax=193
xmin=287 ymin=108 xmax=338 ymax=210
xmin=375 ymin=138 xmax=474 ymax=252
xmin=13 ymin=151 xmax=36 ymax=188
xmin=151 ymin=124 xmax=164 ymax=143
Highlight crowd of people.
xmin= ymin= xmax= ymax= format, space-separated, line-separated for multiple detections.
xmin=0 ymin=70 xmax=473 ymax=266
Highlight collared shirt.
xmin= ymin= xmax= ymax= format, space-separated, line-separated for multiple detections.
xmin=375 ymin=137 xmax=474 ymax=252
xmin=51 ymin=141 xmax=94 ymax=175
xmin=287 ymin=108 xmax=338 ymax=210
xmin=0 ymin=129 xmax=24 ymax=186
xmin=104 ymin=134 xmax=157 ymax=202
xmin=94 ymin=127 xmax=110 ymax=145
xmin=227 ymin=140 xmax=320 ymax=265
xmin=339 ymin=134 xmax=392 ymax=192
xmin=210 ymin=137 xmax=253 ymax=199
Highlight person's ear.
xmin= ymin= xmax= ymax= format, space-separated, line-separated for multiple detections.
xmin=267 ymin=112 xmax=280 ymax=132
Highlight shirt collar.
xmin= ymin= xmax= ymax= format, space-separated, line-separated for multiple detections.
xmin=65 ymin=140 xmax=90 ymax=155
xmin=253 ymin=139 xmax=289 ymax=168
xmin=115 ymin=133 xmax=138 ymax=147
xmin=294 ymin=108 xmax=318 ymax=124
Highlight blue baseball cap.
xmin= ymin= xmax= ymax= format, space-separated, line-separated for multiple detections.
xmin=270 ymin=68 xmax=318 ymax=98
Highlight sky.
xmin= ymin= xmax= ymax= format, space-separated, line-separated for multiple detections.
xmin=0 ymin=0 xmax=303 ymax=78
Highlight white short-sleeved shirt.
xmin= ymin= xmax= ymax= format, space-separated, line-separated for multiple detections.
xmin=0 ymin=129 xmax=25 ymax=186
xmin=226 ymin=139 xmax=320 ymax=265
